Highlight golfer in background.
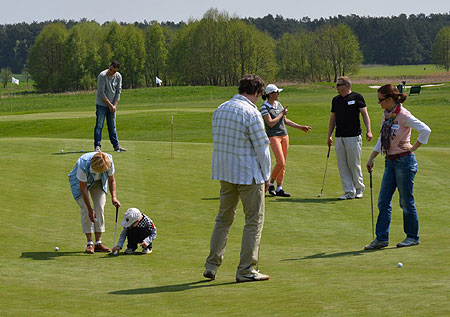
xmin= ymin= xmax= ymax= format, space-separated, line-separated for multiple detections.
xmin=327 ymin=76 xmax=373 ymax=200
xmin=261 ymin=84 xmax=312 ymax=197
xmin=94 ymin=60 xmax=127 ymax=152
xmin=365 ymin=84 xmax=431 ymax=250
xmin=68 ymin=152 xmax=121 ymax=254
xmin=204 ymin=74 xmax=271 ymax=283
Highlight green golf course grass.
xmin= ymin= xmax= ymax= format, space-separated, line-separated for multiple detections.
xmin=0 ymin=81 xmax=449 ymax=315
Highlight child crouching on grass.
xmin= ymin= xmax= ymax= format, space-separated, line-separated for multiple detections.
xmin=112 ymin=208 xmax=157 ymax=255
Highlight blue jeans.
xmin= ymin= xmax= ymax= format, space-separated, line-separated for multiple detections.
xmin=94 ymin=105 xmax=119 ymax=148
xmin=376 ymin=153 xmax=419 ymax=241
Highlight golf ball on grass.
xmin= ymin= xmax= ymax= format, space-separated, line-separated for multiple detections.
xmin=55 ymin=247 xmax=59 ymax=251
xmin=397 ymin=262 xmax=403 ymax=268
xmin=60 ymin=150 xmax=64 ymax=153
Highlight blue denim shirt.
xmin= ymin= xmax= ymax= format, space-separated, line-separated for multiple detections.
xmin=68 ymin=152 xmax=114 ymax=200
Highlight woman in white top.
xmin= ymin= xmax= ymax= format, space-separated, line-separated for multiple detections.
xmin=364 ymin=84 xmax=431 ymax=250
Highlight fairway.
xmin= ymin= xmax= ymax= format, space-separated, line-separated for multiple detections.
xmin=0 ymin=83 xmax=449 ymax=315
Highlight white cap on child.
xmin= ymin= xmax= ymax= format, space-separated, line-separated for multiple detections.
xmin=121 ymin=208 xmax=142 ymax=227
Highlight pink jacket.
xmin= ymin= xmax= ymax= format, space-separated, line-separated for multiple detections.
xmin=374 ymin=105 xmax=431 ymax=155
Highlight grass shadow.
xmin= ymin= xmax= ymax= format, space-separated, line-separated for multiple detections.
xmin=268 ymin=197 xmax=340 ymax=203
xmin=282 ymin=247 xmax=397 ymax=261
xmin=52 ymin=150 xmax=87 ymax=155
xmin=201 ymin=197 xmax=220 ymax=201
xmin=110 ymin=280 xmax=236 ymax=295
xmin=21 ymin=251 xmax=85 ymax=260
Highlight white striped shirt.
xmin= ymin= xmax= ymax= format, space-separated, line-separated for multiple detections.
xmin=211 ymin=94 xmax=271 ymax=184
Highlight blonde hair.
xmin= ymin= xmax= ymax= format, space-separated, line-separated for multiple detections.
xmin=337 ymin=76 xmax=352 ymax=88
xmin=91 ymin=152 xmax=111 ymax=173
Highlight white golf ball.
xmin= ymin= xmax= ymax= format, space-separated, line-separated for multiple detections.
xmin=397 ymin=262 xmax=403 ymax=268
xmin=55 ymin=247 xmax=59 ymax=251
xmin=60 ymin=150 xmax=64 ymax=152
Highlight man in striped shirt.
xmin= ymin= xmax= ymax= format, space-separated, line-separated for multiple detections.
xmin=204 ymin=75 xmax=272 ymax=283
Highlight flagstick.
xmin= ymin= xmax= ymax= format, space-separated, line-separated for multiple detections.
xmin=171 ymin=115 xmax=174 ymax=159
xmin=9 ymin=81 xmax=12 ymax=113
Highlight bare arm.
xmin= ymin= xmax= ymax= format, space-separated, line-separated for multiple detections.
xmin=366 ymin=151 xmax=380 ymax=173
xmin=108 ymin=175 xmax=121 ymax=207
xmin=262 ymin=107 xmax=287 ymax=128
xmin=80 ymin=181 xmax=95 ymax=223
xmin=360 ymin=107 xmax=373 ymax=141
xmin=285 ymin=118 xmax=312 ymax=133
xmin=327 ymin=113 xmax=336 ymax=146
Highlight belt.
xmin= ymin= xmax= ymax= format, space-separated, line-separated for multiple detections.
xmin=387 ymin=152 xmax=411 ymax=161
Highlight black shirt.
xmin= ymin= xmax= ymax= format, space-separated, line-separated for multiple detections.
xmin=331 ymin=92 xmax=366 ymax=137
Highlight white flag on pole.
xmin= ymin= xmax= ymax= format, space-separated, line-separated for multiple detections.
xmin=12 ymin=77 xmax=19 ymax=85
xmin=155 ymin=76 xmax=162 ymax=85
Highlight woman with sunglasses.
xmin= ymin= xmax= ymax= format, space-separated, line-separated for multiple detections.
xmin=260 ymin=84 xmax=312 ymax=197
xmin=364 ymin=84 xmax=431 ymax=250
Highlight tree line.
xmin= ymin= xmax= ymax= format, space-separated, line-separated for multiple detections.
xmin=1 ymin=10 xmax=449 ymax=92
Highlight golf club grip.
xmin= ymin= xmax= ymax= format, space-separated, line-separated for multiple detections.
xmin=115 ymin=205 xmax=119 ymax=222
xmin=369 ymin=171 xmax=373 ymax=187
xmin=327 ymin=145 xmax=331 ymax=158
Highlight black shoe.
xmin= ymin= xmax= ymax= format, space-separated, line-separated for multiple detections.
xmin=268 ymin=185 xmax=276 ymax=196
xmin=275 ymin=189 xmax=291 ymax=197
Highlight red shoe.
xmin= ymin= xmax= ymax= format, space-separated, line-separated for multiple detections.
xmin=94 ymin=243 xmax=111 ymax=252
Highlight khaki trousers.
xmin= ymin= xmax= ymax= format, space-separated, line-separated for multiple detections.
xmin=76 ymin=180 xmax=106 ymax=233
xmin=205 ymin=180 xmax=265 ymax=275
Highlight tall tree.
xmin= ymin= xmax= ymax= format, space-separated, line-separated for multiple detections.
xmin=432 ymin=26 xmax=450 ymax=71
xmin=121 ymin=25 xmax=145 ymax=88
xmin=144 ymin=22 xmax=168 ymax=86
xmin=28 ymin=22 xmax=67 ymax=92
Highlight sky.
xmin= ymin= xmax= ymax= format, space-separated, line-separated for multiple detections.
xmin=0 ymin=0 xmax=449 ymax=24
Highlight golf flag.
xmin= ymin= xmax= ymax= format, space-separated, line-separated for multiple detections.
xmin=12 ymin=77 xmax=19 ymax=85
xmin=155 ymin=76 xmax=162 ymax=85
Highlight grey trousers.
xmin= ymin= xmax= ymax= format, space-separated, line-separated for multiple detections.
xmin=335 ymin=135 xmax=365 ymax=196
xmin=205 ymin=181 xmax=265 ymax=275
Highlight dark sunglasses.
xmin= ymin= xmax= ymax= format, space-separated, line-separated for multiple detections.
xmin=336 ymin=83 xmax=346 ymax=87
xmin=378 ymin=97 xmax=389 ymax=102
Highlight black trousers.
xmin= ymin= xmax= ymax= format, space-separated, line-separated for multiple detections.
xmin=127 ymin=227 xmax=152 ymax=250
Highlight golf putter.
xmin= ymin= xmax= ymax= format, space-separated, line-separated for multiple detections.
xmin=369 ymin=171 xmax=375 ymax=240
xmin=317 ymin=145 xmax=331 ymax=197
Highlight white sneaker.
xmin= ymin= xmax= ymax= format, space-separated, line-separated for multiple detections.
xmin=338 ymin=193 xmax=355 ymax=200
xmin=355 ymin=192 xmax=364 ymax=199
xmin=95 ymin=145 xmax=101 ymax=152
xmin=236 ymin=270 xmax=270 ymax=283
xmin=142 ymin=247 xmax=152 ymax=254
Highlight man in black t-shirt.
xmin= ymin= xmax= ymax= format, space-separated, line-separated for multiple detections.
xmin=327 ymin=76 xmax=373 ymax=200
